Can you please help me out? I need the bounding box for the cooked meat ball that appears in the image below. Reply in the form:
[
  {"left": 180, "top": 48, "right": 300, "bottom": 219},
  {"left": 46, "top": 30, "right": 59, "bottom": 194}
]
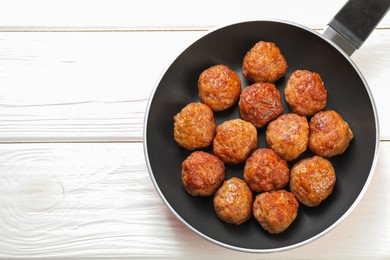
[
  {"left": 266, "top": 113, "right": 309, "bottom": 161},
  {"left": 244, "top": 149, "right": 289, "bottom": 192},
  {"left": 213, "top": 177, "right": 253, "bottom": 225},
  {"left": 290, "top": 156, "right": 336, "bottom": 207},
  {"left": 181, "top": 151, "right": 225, "bottom": 196},
  {"left": 213, "top": 119, "right": 258, "bottom": 164},
  {"left": 242, "top": 41, "right": 288, "bottom": 83},
  {"left": 174, "top": 102, "right": 216, "bottom": 150},
  {"left": 198, "top": 64, "right": 241, "bottom": 111},
  {"left": 284, "top": 70, "right": 327, "bottom": 116},
  {"left": 253, "top": 190, "right": 298, "bottom": 234},
  {"left": 239, "top": 82, "right": 283, "bottom": 128},
  {"left": 309, "top": 110, "right": 354, "bottom": 157}
]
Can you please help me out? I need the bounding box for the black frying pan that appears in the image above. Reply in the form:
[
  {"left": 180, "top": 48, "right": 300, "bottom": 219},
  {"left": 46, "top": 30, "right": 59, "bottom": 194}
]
[{"left": 144, "top": 0, "right": 389, "bottom": 253}]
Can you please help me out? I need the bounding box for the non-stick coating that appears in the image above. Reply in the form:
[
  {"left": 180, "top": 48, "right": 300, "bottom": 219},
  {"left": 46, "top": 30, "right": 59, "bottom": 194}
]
[{"left": 144, "top": 21, "right": 378, "bottom": 252}]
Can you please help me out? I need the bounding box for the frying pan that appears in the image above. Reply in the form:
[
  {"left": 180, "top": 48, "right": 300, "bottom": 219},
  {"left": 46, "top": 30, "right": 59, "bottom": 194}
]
[{"left": 144, "top": 0, "right": 389, "bottom": 253}]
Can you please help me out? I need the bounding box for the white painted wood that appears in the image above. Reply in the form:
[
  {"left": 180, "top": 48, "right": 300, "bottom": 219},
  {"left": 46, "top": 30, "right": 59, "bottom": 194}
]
[
  {"left": 0, "top": 31, "right": 202, "bottom": 142},
  {"left": 0, "top": 0, "right": 389, "bottom": 30},
  {"left": 0, "top": 30, "right": 389, "bottom": 142},
  {"left": 0, "top": 142, "right": 388, "bottom": 258}
]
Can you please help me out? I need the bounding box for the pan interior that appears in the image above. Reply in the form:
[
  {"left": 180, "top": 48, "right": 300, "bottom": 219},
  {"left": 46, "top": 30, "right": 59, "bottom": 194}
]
[{"left": 145, "top": 21, "right": 377, "bottom": 251}]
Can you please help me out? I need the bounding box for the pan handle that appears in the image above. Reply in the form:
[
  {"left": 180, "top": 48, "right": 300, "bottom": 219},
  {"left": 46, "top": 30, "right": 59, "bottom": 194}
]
[{"left": 323, "top": 0, "right": 390, "bottom": 56}]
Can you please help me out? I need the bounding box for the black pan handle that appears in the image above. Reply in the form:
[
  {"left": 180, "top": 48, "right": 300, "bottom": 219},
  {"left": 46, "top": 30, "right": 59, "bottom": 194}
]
[{"left": 323, "top": 0, "right": 390, "bottom": 56}]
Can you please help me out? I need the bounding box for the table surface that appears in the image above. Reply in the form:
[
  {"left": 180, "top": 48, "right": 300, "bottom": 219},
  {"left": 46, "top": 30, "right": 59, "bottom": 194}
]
[{"left": 0, "top": 0, "right": 389, "bottom": 258}]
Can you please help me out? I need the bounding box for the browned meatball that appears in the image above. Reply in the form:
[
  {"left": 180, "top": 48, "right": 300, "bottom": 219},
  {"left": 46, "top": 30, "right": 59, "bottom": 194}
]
[
  {"left": 198, "top": 64, "right": 241, "bottom": 111},
  {"left": 244, "top": 149, "right": 289, "bottom": 192},
  {"left": 174, "top": 102, "right": 216, "bottom": 150},
  {"left": 266, "top": 113, "right": 309, "bottom": 161},
  {"left": 290, "top": 156, "right": 336, "bottom": 207},
  {"left": 309, "top": 110, "right": 354, "bottom": 157},
  {"left": 284, "top": 70, "right": 327, "bottom": 116},
  {"left": 213, "top": 119, "right": 258, "bottom": 164},
  {"left": 253, "top": 190, "right": 298, "bottom": 234},
  {"left": 242, "top": 41, "right": 288, "bottom": 83},
  {"left": 181, "top": 151, "right": 225, "bottom": 196},
  {"left": 239, "top": 82, "right": 283, "bottom": 128},
  {"left": 213, "top": 177, "right": 253, "bottom": 225}
]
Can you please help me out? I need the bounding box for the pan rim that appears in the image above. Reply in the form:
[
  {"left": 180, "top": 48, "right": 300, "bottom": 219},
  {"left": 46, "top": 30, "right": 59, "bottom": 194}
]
[{"left": 143, "top": 19, "right": 380, "bottom": 253}]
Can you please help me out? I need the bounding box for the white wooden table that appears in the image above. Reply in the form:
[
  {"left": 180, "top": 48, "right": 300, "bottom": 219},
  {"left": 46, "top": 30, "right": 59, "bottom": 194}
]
[{"left": 0, "top": 0, "right": 389, "bottom": 258}]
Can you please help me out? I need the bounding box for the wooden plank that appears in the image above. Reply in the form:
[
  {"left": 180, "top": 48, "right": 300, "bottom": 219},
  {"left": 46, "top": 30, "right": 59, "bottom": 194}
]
[
  {"left": 0, "top": 0, "right": 389, "bottom": 30},
  {"left": 0, "top": 30, "right": 389, "bottom": 142},
  {"left": 0, "top": 31, "right": 202, "bottom": 142},
  {"left": 0, "top": 142, "right": 388, "bottom": 258},
  {"left": 0, "top": 0, "right": 346, "bottom": 30}
]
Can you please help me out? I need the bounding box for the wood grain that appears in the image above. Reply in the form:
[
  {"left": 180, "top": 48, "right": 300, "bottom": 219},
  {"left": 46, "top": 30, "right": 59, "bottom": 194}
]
[
  {"left": 0, "top": 30, "right": 389, "bottom": 142},
  {"left": 1, "top": 0, "right": 390, "bottom": 30},
  {"left": 0, "top": 142, "right": 388, "bottom": 258},
  {"left": 0, "top": 31, "right": 201, "bottom": 142},
  {"left": 0, "top": 0, "right": 349, "bottom": 30}
]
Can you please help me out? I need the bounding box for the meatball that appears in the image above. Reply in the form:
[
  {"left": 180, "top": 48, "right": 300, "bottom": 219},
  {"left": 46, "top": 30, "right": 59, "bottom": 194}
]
[
  {"left": 309, "top": 110, "right": 354, "bottom": 157},
  {"left": 174, "top": 102, "right": 216, "bottom": 150},
  {"left": 266, "top": 113, "right": 309, "bottom": 161},
  {"left": 239, "top": 82, "right": 283, "bottom": 128},
  {"left": 253, "top": 190, "right": 298, "bottom": 234},
  {"left": 181, "top": 151, "right": 225, "bottom": 196},
  {"left": 290, "top": 156, "right": 336, "bottom": 207},
  {"left": 244, "top": 148, "right": 290, "bottom": 192},
  {"left": 213, "top": 119, "right": 258, "bottom": 164},
  {"left": 198, "top": 64, "right": 241, "bottom": 111},
  {"left": 242, "top": 41, "right": 288, "bottom": 83},
  {"left": 284, "top": 70, "right": 327, "bottom": 116},
  {"left": 213, "top": 177, "right": 253, "bottom": 225}
]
